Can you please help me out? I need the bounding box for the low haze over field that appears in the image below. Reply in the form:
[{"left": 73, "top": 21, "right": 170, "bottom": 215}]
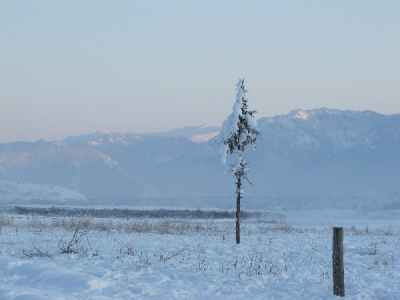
[{"left": 1, "top": 1, "right": 399, "bottom": 143}]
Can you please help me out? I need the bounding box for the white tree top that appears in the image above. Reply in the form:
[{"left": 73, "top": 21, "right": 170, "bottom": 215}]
[{"left": 209, "top": 79, "right": 258, "bottom": 165}]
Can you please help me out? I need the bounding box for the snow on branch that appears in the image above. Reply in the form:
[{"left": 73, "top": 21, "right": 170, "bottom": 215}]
[{"left": 208, "top": 79, "right": 259, "bottom": 166}]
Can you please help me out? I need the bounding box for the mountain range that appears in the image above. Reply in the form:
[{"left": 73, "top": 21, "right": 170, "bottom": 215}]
[{"left": 0, "top": 108, "right": 399, "bottom": 207}]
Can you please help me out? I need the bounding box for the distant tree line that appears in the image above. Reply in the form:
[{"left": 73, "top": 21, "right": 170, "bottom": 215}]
[{"left": 9, "top": 206, "right": 273, "bottom": 220}]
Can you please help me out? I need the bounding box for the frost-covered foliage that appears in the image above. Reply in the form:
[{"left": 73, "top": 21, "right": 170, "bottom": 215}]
[
  {"left": 209, "top": 79, "right": 259, "bottom": 190},
  {"left": 209, "top": 79, "right": 259, "bottom": 244},
  {"left": 209, "top": 79, "right": 259, "bottom": 167}
]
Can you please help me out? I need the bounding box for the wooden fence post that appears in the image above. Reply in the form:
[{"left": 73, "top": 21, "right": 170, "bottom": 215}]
[{"left": 332, "top": 227, "right": 345, "bottom": 297}]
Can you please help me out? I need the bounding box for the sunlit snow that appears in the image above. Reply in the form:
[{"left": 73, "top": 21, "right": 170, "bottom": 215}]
[{"left": 0, "top": 209, "right": 398, "bottom": 299}]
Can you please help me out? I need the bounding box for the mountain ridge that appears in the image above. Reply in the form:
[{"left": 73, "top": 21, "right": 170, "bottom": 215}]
[{"left": 0, "top": 108, "right": 398, "bottom": 203}]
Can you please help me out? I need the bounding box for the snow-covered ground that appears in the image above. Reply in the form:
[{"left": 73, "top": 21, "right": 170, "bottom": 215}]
[{"left": 0, "top": 210, "right": 398, "bottom": 299}]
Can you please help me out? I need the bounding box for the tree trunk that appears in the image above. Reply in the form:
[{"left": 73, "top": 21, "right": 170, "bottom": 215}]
[{"left": 236, "top": 175, "right": 241, "bottom": 244}]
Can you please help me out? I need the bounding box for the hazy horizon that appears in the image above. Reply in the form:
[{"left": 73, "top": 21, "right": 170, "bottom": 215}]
[
  {"left": 1, "top": 1, "right": 399, "bottom": 143},
  {"left": 1, "top": 107, "right": 397, "bottom": 143}
]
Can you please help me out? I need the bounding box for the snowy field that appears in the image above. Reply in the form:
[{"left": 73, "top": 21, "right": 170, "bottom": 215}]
[{"left": 0, "top": 209, "right": 399, "bottom": 299}]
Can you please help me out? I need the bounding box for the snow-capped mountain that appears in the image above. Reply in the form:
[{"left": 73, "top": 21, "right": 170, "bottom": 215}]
[
  {"left": 0, "top": 109, "right": 398, "bottom": 203},
  {"left": 258, "top": 108, "right": 398, "bottom": 154},
  {"left": 246, "top": 108, "right": 399, "bottom": 198}
]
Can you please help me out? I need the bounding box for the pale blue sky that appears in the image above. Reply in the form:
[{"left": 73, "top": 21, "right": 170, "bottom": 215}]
[{"left": 1, "top": 1, "right": 399, "bottom": 143}]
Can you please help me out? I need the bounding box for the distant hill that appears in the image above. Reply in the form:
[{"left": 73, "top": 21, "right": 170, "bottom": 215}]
[
  {"left": 0, "top": 180, "right": 87, "bottom": 205},
  {"left": 0, "top": 109, "right": 399, "bottom": 208}
]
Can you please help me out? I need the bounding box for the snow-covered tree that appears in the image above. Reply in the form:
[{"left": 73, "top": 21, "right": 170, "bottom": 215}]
[{"left": 209, "top": 79, "right": 259, "bottom": 244}]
